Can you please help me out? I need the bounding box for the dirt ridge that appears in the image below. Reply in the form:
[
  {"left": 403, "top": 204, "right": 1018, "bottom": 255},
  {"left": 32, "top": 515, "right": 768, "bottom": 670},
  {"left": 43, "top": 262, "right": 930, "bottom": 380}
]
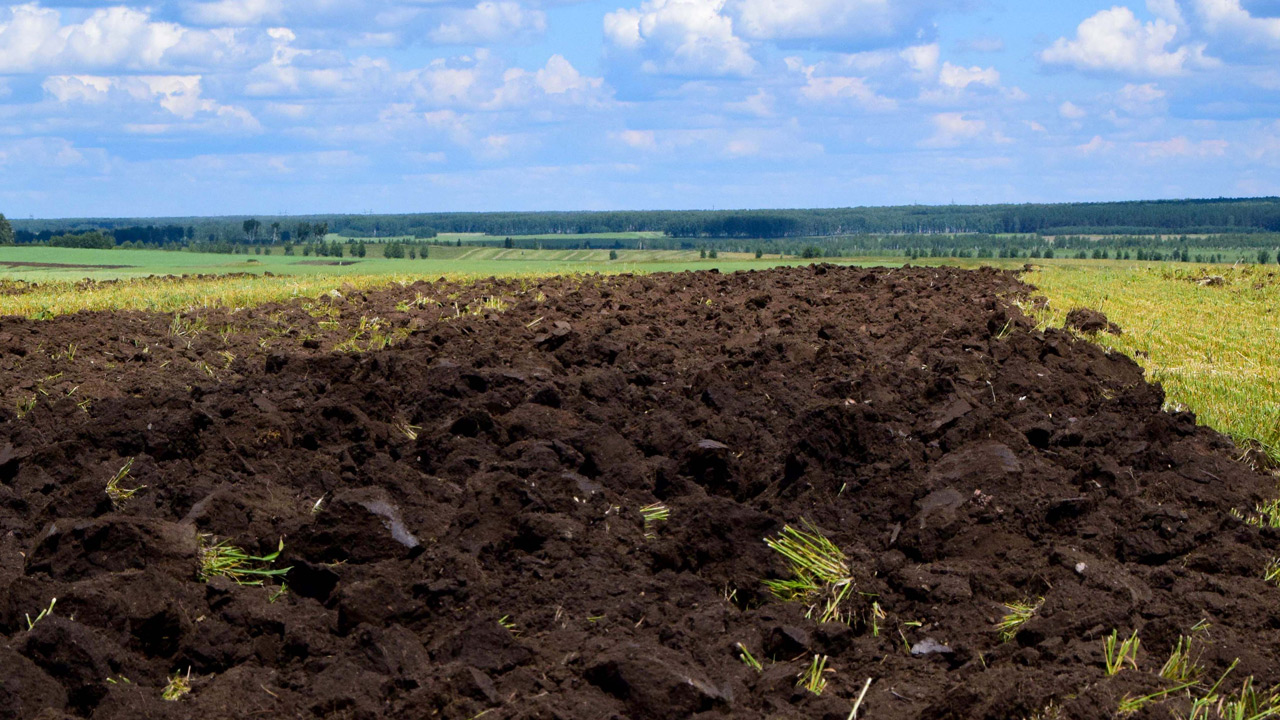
[{"left": 1, "top": 265, "right": 1277, "bottom": 720}]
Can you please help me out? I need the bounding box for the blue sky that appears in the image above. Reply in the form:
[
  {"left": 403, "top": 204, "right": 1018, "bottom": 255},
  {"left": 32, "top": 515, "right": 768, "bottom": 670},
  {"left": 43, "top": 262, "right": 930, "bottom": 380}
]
[{"left": 0, "top": 0, "right": 1278, "bottom": 218}]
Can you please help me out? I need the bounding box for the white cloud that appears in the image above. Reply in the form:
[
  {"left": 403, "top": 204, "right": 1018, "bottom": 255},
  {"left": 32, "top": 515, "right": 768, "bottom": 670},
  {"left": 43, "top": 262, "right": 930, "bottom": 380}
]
[
  {"left": 616, "top": 129, "right": 657, "bottom": 148},
  {"left": 727, "top": 88, "right": 772, "bottom": 116},
  {"left": 1114, "top": 82, "right": 1167, "bottom": 114},
  {"left": 611, "top": 126, "right": 821, "bottom": 160},
  {"left": 922, "top": 112, "right": 985, "bottom": 147},
  {"left": 43, "top": 73, "right": 260, "bottom": 129},
  {"left": 535, "top": 54, "right": 602, "bottom": 95},
  {"left": 1147, "top": 0, "right": 1186, "bottom": 25},
  {"left": 430, "top": 1, "right": 547, "bottom": 45},
  {"left": 1059, "top": 101, "right": 1087, "bottom": 119},
  {"left": 1191, "top": 0, "right": 1280, "bottom": 46},
  {"left": 1077, "top": 135, "right": 1114, "bottom": 154},
  {"left": 787, "top": 59, "right": 896, "bottom": 111},
  {"left": 184, "top": 0, "right": 285, "bottom": 26},
  {"left": 0, "top": 136, "right": 91, "bottom": 168},
  {"left": 604, "top": 0, "right": 756, "bottom": 76},
  {"left": 1040, "top": 6, "right": 1216, "bottom": 76},
  {"left": 0, "top": 4, "right": 255, "bottom": 73},
  {"left": 938, "top": 62, "right": 1000, "bottom": 90},
  {"left": 244, "top": 27, "right": 393, "bottom": 97},
  {"left": 1136, "top": 135, "right": 1228, "bottom": 157},
  {"left": 901, "top": 43, "right": 940, "bottom": 77},
  {"left": 730, "top": 0, "right": 940, "bottom": 42},
  {"left": 485, "top": 54, "right": 609, "bottom": 109}
]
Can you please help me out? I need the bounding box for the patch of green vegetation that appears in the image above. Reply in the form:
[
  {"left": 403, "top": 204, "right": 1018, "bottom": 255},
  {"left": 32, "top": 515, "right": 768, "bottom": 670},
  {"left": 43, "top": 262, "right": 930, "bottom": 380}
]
[
  {"left": 763, "top": 521, "right": 856, "bottom": 624},
  {"left": 995, "top": 598, "right": 1043, "bottom": 643},
  {"left": 197, "top": 536, "right": 291, "bottom": 586}
]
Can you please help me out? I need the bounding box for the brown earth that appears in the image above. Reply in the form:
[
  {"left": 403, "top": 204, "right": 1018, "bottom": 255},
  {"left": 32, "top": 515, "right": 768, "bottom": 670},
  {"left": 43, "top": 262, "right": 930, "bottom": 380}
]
[
  {"left": 1, "top": 265, "right": 1278, "bottom": 720},
  {"left": 1064, "top": 308, "right": 1122, "bottom": 336}
]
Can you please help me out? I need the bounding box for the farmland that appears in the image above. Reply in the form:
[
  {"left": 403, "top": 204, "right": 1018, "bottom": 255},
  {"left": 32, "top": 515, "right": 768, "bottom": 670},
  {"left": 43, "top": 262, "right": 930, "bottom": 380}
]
[{"left": 1, "top": 247, "right": 1279, "bottom": 719}]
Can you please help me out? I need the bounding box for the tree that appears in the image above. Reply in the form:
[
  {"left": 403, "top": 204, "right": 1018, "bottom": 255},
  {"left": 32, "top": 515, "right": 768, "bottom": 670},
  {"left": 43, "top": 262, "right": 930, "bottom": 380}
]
[
  {"left": 504, "top": 237, "right": 514, "bottom": 249},
  {"left": 243, "top": 219, "right": 261, "bottom": 242},
  {"left": 709, "top": 248, "right": 718, "bottom": 259},
  {"left": 270, "top": 222, "right": 281, "bottom": 244},
  {"left": 755, "top": 248, "right": 763, "bottom": 259},
  {"left": 314, "top": 222, "right": 329, "bottom": 240},
  {"left": 609, "top": 249, "right": 618, "bottom": 260},
  {"left": 0, "top": 213, "right": 12, "bottom": 246},
  {"left": 296, "top": 223, "right": 313, "bottom": 244},
  {"left": 1259, "top": 249, "right": 1272, "bottom": 265}
]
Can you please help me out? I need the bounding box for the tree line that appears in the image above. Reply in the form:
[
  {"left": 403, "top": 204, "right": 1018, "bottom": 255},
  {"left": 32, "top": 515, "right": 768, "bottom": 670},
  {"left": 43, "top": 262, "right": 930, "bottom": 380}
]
[{"left": 9, "top": 197, "right": 1280, "bottom": 244}]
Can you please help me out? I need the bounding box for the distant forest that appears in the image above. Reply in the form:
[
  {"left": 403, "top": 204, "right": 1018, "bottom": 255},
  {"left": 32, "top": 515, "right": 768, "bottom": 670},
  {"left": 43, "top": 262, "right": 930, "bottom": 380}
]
[{"left": 4, "top": 198, "right": 1280, "bottom": 262}]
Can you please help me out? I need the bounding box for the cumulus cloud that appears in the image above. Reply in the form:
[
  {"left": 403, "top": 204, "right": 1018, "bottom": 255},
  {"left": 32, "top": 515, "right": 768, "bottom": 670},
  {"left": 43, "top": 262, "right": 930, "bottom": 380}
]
[
  {"left": 0, "top": 4, "right": 257, "bottom": 73},
  {"left": 922, "top": 112, "right": 986, "bottom": 147},
  {"left": 604, "top": 0, "right": 756, "bottom": 76},
  {"left": 430, "top": 1, "right": 547, "bottom": 45},
  {"left": 901, "top": 43, "right": 940, "bottom": 77},
  {"left": 616, "top": 129, "right": 657, "bottom": 149},
  {"left": 486, "top": 54, "right": 609, "bottom": 109},
  {"left": 1040, "top": 6, "right": 1216, "bottom": 76},
  {"left": 726, "top": 88, "right": 773, "bottom": 116},
  {"left": 938, "top": 62, "right": 1000, "bottom": 91},
  {"left": 1114, "top": 82, "right": 1167, "bottom": 114},
  {"left": 1147, "top": 0, "right": 1186, "bottom": 25},
  {"left": 785, "top": 57, "right": 896, "bottom": 111},
  {"left": 1077, "top": 135, "right": 1114, "bottom": 154},
  {"left": 1060, "top": 101, "right": 1087, "bottom": 119},
  {"left": 602, "top": 0, "right": 949, "bottom": 75},
  {"left": 43, "top": 73, "right": 259, "bottom": 129},
  {"left": 1191, "top": 0, "right": 1280, "bottom": 47}
]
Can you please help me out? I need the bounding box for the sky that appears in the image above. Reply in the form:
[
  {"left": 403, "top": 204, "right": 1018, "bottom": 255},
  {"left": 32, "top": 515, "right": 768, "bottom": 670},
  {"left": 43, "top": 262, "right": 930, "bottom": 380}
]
[{"left": 0, "top": 0, "right": 1278, "bottom": 218}]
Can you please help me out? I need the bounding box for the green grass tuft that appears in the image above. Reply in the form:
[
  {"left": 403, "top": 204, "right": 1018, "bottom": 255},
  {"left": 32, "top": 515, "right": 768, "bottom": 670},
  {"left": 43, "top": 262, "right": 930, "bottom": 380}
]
[
  {"left": 763, "top": 520, "right": 855, "bottom": 624},
  {"left": 197, "top": 536, "right": 291, "bottom": 586}
]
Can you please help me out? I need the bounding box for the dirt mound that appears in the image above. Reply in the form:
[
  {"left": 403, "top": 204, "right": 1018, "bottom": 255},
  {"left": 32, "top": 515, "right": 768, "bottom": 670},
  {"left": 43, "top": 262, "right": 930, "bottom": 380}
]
[
  {"left": 1064, "top": 307, "right": 1122, "bottom": 335},
  {"left": 1, "top": 265, "right": 1278, "bottom": 720}
]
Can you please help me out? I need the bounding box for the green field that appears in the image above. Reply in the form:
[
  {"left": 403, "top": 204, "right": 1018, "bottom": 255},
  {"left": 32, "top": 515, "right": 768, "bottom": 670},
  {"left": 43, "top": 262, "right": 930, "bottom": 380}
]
[
  {"left": 0, "top": 244, "right": 776, "bottom": 283},
  {"left": 1026, "top": 263, "right": 1280, "bottom": 465},
  {"left": 0, "top": 244, "right": 845, "bottom": 317},
  {"left": 336, "top": 231, "right": 666, "bottom": 245}
]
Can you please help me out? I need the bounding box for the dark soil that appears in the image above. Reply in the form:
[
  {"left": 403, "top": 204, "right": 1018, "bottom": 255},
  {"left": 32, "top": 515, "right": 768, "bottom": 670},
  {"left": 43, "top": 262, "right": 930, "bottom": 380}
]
[
  {"left": 1064, "top": 308, "right": 1122, "bottom": 335},
  {"left": 1, "top": 265, "right": 1278, "bottom": 720}
]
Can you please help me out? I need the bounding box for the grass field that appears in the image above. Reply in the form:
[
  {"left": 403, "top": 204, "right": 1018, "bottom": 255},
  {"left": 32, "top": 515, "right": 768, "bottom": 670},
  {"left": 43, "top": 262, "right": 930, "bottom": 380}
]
[
  {"left": 2, "top": 243, "right": 1276, "bottom": 465},
  {"left": 1026, "top": 263, "right": 1280, "bottom": 465},
  {"left": 0, "top": 244, "right": 829, "bottom": 316},
  {"left": 341, "top": 231, "right": 667, "bottom": 245},
  {"left": 0, "top": 244, "right": 770, "bottom": 283}
]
